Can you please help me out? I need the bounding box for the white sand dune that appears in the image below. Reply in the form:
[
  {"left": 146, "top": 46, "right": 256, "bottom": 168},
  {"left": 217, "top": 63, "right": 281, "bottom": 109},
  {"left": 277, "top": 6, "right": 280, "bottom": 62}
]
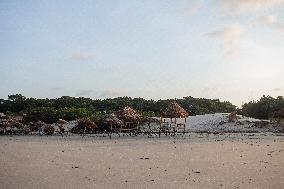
[
  {"left": 43, "top": 113, "right": 278, "bottom": 134},
  {"left": 154, "top": 113, "right": 275, "bottom": 133}
]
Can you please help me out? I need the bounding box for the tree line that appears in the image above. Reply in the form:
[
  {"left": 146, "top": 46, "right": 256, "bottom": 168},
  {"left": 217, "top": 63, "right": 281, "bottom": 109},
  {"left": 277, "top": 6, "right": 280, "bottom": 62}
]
[
  {"left": 2, "top": 94, "right": 283, "bottom": 123},
  {"left": 241, "top": 95, "right": 284, "bottom": 120},
  {"left": 0, "top": 94, "right": 236, "bottom": 123}
]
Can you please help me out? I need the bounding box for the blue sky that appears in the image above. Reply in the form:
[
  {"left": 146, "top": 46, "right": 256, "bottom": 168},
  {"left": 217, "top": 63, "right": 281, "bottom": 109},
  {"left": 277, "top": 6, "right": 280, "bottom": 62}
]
[{"left": 1, "top": 0, "right": 284, "bottom": 106}]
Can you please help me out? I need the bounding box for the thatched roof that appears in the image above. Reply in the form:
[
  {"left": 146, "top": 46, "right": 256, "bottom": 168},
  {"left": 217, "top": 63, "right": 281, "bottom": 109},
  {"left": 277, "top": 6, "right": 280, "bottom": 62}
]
[
  {"left": 101, "top": 114, "right": 124, "bottom": 128},
  {"left": 116, "top": 106, "right": 141, "bottom": 122},
  {"left": 161, "top": 102, "right": 189, "bottom": 118},
  {"left": 71, "top": 118, "right": 97, "bottom": 134}
]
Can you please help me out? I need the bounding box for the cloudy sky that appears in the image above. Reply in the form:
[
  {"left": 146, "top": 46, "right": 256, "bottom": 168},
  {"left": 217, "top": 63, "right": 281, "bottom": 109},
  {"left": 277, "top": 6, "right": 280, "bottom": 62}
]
[{"left": 1, "top": 0, "right": 284, "bottom": 106}]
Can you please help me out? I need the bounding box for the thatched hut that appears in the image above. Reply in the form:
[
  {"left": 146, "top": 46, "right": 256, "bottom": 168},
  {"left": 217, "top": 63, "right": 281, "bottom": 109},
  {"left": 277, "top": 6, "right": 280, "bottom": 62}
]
[
  {"left": 99, "top": 114, "right": 124, "bottom": 131},
  {"left": 9, "top": 120, "right": 24, "bottom": 129},
  {"left": 160, "top": 102, "right": 189, "bottom": 123},
  {"left": 273, "top": 109, "right": 284, "bottom": 121},
  {"left": 71, "top": 118, "right": 97, "bottom": 134},
  {"left": 0, "top": 113, "right": 7, "bottom": 133},
  {"left": 31, "top": 121, "right": 45, "bottom": 132},
  {"left": 0, "top": 119, "right": 24, "bottom": 134},
  {"left": 116, "top": 106, "right": 141, "bottom": 123},
  {"left": 43, "top": 125, "right": 55, "bottom": 135},
  {"left": 272, "top": 109, "right": 284, "bottom": 132},
  {"left": 58, "top": 119, "right": 68, "bottom": 135},
  {"left": 228, "top": 111, "right": 237, "bottom": 122},
  {"left": 0, "top": 120, "right": 9, "bottom": 134}
]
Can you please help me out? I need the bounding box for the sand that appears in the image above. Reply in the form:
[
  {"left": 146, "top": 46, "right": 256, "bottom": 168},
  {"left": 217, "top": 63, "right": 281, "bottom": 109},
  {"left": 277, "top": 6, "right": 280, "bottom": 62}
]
[{"left": 1, "top": 134, "right": 284, "bottom": 189}]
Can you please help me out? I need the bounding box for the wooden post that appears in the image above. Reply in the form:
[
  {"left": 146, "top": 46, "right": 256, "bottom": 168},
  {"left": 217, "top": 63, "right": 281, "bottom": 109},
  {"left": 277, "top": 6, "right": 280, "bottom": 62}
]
[{"left": 109, "top": 123, "right": 113, "bottom": 139}]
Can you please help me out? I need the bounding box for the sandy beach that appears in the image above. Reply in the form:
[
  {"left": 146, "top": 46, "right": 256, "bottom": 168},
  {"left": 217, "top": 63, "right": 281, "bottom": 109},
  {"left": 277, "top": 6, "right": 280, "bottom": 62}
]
[{"left": 1, "top": 134, "right": 284, "bottom": 189}]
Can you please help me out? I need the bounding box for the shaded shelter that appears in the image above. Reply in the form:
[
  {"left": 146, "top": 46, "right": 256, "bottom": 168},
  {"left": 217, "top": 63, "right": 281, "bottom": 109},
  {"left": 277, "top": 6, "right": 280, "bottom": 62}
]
[
  {"left": 100, "top": 114, "right": 124, "bottom": 131},
  {"left": 160, "top": 101, "right": 189, "bottom": 123},
  {"left": 116, "top": 106, "right": 141, "bottom": 123},
  {"left": 71, "top": 118, "right": 97, "bottom": 134},
  {"left": 58, "top": 119, "right": 68, "bottom": 135}
]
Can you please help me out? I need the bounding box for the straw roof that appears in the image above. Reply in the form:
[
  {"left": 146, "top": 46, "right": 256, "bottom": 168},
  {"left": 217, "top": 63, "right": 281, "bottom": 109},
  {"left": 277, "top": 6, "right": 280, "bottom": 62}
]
[
  {"left": 116, "top": 106, "right": 141, "bottom": 122},
  {"left": 71, "top": 118, "right": 97, "bottom": 134},
  {"left": 101, "top": 114, "right": 124, "bottom": 128},
  {"left": 161, "top": 102, "right": 189, "bottom": 118}
]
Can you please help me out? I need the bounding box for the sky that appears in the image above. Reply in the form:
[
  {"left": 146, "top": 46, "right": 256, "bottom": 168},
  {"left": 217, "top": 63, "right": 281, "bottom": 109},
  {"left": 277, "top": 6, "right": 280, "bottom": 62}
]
[{"left": 0, "top": 0, "right": 284, "bottom": 106}]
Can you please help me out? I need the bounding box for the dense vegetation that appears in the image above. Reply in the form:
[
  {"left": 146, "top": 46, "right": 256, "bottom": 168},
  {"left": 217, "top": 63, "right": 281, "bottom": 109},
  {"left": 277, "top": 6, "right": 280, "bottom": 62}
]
[
  {"left": 0, "top": 94, "right": 236, "bottom": 123},
  {"left": 241, "top": 95, "right": 284, "bottom": 120}
]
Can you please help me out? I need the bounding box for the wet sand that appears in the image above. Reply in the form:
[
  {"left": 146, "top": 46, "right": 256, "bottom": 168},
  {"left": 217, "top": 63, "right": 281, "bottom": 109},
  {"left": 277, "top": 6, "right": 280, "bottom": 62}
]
[{"left": 1, "top": 134, "right": 284, "bottom": 189}]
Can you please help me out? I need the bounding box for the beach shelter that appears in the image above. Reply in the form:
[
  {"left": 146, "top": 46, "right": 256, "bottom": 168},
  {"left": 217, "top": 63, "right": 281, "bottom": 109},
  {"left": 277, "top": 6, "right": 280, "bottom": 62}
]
[
  {"left": 58, "top": 119, "right": 68, "bottom": 134},
  {"left": 101, "top": 113, "right": 124, "bottom": 131},
  {"left": 160, "top": 101, "right": 189, "bottom": 123},
  {"left": 0, "top": 114, "right": 8, "bottom": 134},
  {"left": 116, "top": 106, "right": 141, "bottom": 124},
  {"left": 71, "top": 118, "right": 97, "bottom": 134}
]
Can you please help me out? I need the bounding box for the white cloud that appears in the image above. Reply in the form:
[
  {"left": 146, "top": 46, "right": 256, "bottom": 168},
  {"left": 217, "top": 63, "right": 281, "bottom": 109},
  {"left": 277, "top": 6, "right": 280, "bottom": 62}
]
[
  {"left": 218, "top": 0, "right": 284, "bottom": 13},
  {"left": 71, "top": 52, "right": 92, "bottom": 61},
  {"left": 208, "top": 24, "right": 245, "bottom": 56},
  {"left": 258, "top": 15, "right": 277, "bottom": 24},
  {"left": 257, "top": 15, "right": 284, "bottom": 31},
  {"left": 208, "top": 25, "right": 245, "bottom": 43}
]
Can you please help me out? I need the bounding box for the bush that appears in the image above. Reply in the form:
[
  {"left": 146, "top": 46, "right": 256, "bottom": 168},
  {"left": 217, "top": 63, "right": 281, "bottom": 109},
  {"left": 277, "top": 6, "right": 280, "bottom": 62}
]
[
  {"left": 242, "top": 96, "right": 284, "bottom": 119},
  {"left": 24, "top": 107, "right": 93, "bottom": 124}
]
